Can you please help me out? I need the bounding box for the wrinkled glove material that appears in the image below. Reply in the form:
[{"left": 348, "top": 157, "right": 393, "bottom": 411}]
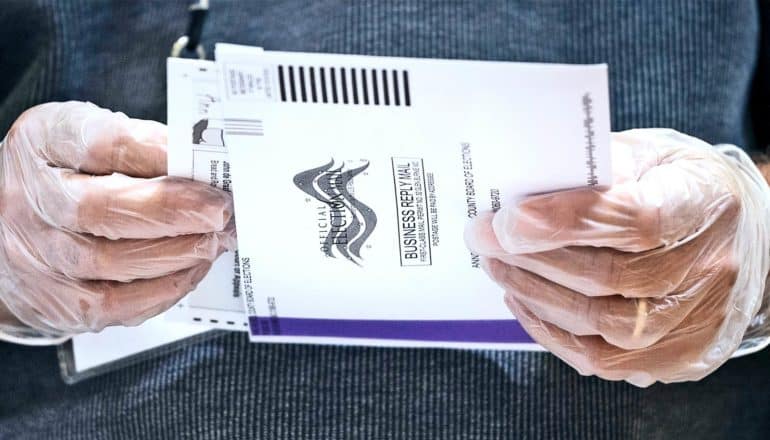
[
  {"left": 0, "top": 102, "right": 235, "bottom": 344},
  {"left": 466, "top": 129, "right": 770, "bottom": 386}
]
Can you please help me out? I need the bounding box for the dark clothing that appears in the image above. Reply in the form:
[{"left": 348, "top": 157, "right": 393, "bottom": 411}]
[{"left": 1, "top": 1, "right": 769, "bottom": 438}]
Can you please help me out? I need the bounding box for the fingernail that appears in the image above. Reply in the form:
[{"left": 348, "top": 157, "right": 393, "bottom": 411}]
[
  {"left": 464, "top": 211, "right": 501, "bottom": 255},
  {"left": 493, "top": 205, "right": 522, "bottom": 252},
  {"left": 221, "top": 197, "right": 234, "bottom": 228},
  {"left": 216, "top": 226, "right": 238, "bottom": 252},
  {"left": 80, "top": 106, "right": 125, "bottom": 149}
]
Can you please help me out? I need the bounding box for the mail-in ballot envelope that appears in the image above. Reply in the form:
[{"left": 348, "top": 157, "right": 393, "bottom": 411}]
[{"left": 215, "top": 44, "right": 611, "bottom": 349}]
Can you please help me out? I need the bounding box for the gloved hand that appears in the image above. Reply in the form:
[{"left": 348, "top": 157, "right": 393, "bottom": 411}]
[
  {"left": 465, "top": 129, "right": 770, "bottom": 387},
  {"left": 0, "top": 101, "right": 235, "bottom": 344}
]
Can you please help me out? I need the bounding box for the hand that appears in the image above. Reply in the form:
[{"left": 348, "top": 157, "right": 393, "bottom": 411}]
[
  {"left": 465, "top": 129, "right": 770, "bottom": 386},
  {"left": 0, "top": 101, "right": 234, "bottom": 343}
]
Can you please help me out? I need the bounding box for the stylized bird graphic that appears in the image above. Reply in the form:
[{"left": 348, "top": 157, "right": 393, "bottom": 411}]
[{"left": 293, "top": 159, "right": 378, "bottom": 266}]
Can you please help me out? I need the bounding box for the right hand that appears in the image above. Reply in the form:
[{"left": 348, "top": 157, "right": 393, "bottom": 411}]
[
  {"left": 465, "top": 129, "right": 770, "bottom": 386},
  {"left": 0, "top": 101, "right": 235, "bottom": 342}
]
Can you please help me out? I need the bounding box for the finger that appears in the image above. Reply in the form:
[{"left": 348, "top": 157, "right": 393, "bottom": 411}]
[
  {"left": 506, "top": 296, "right": 672, "bottom": 386},
  {"left": 497, "top": 247, "right": 685, "bottom": 298},
  {"left": 488, "top": 260, "right": 711, "bottom": 350},
  {"left": 505, "top": 296, "right": 654, "bottom": 384},
  {"left": 464, "top": 211, "right": 504, "bottom": 256},
  {"left": 506, "top": 263, "right": 736, "bottom": 386},
  {"left": 462, "top": 133, "right": 656, "bottom": 257},
  {"left": 34, "top": 171, "right": 232, "bottom": 239},
  {"left": 494, "top": 201, "right": 738, "bottom": 298},
  {"left": 37, "top": 230, "right": 229, "bottom": 282},
  {"left": 13, "top": 101, "right": 167, "bottom": 177},
  {"left": 5, "top": 204, "right": 231, "bottom": 281},
  {"left": 93, "top": 262, "right": 213, "bottom": 329},
  {"left": 490, "top": 144, "right": 737, "bottom": 254},
  {"left": 218, "top": 217, "right": 238, "bottom": 252},
  {"left": 15, "top": 262, "right": 213, "bottom": 333}
]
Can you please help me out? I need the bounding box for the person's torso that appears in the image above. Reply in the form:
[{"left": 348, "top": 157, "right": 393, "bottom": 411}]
[
  {"left": 1, "top": 2, "right": 769, "bottom": 439},
  {"left": 0, "top": 0, "right": 761, "bottom": 147}
]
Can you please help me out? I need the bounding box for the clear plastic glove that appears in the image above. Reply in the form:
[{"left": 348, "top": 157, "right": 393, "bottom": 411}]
[
  {"left": 0, "top": 101, "right": 235, "bottom": 344},
  {"left": 465, "top": 129, "right": 770, "bottom": 387}
]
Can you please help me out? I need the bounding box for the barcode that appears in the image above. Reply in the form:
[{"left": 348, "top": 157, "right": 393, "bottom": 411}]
[
  {"left": 581, "top": 93, "right": 598, "bottom": 186},
  {"left": 224, "top": 118, "right": 264, "bottom": 137},
  {"left": 278, "top": 65, "right": 411, "bottom": 107}
]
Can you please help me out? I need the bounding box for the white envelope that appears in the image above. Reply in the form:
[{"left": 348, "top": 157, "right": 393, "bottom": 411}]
[{"left": 215, "top": 44, "right": 611, "bottom": 349}]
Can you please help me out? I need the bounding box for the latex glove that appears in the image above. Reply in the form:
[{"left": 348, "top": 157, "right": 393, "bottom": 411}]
[
  {"left": 465, "top": 129, "right": 770, "bottom": 387},
  {"left": 0, "top": 101, "right": 235, "bottom": 344}
]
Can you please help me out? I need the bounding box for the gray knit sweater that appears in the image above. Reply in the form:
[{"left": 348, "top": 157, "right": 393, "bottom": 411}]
[{"left": 1, "top": 1, "right": 770, "bottom": 439}]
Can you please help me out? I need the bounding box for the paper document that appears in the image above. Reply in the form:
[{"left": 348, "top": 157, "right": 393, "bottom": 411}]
[
  {"left": 215, "top": 44, "right": 611, "bottom": 349},
  {"left": 166, "top": 58, "right": 248, "bottom": 331},
  {"left": 63, "top": 58, "right": 245, "bottom": 381},
  {"left": 67, "top": 315, "right": 208, "bottom": 374}
]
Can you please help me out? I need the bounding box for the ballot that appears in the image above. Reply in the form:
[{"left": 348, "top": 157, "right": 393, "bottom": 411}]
[
  {"left": 65, "top": 44, "right": 613, "bottom": 382},
  {"left": 214, "top": 44, "right": 612, "bottom": 349},
  {"left": 165, "top": 58, "right": 249, "bottom": 331},
  {"left": 62, "top": 58, "right": 242, "bottom": 383}
]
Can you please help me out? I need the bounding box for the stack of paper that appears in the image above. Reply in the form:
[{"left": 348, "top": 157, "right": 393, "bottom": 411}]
[
  {"left": 166, "top": 44, "right": 611, "bottom": 350},
  {"left": 66, "top": 43, "right": 611, "bottom": 378}
]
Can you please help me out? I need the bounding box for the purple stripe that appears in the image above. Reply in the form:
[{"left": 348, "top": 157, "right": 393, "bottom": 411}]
[{"left": 249, "top": 317, "right": 533, "bottom": 343}]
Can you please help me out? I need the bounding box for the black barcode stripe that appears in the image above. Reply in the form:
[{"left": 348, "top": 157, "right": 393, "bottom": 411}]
[
  {"left": 330, "top": 67, "right": 338, "bottom": 103},
  {"left": 320, "top": 67, "right": 328, "bottom": 103},
  {"left": 299, "top": 66, "right": 307, "bottom": 102},
  {"left": 392, "top": 70, "right": 400, "bottom": 106},
  {"left": 278, "top": 65, "right": 287, "bottom": 102},
  {"left": 288, "top": 65, "right": 297, "bottom": 102},
  {"left": 361, "top": 68, "right": 369, "bottom": 105},
  {"left": 275, "top": 65, "right": 411, "bottom": 107},
  {"left": 309, "top": 67, "right": 317, "bottom": 103},
  {"left": 403, "top": 70, "right": 411, "bottom": 106},
  {"left": 381, "top": 69, "right": 390, "bottom": 105},
  {"left": 371, "top": 69, "right": 379, "bottom": 105},
  {"left": 351, "top": 68, "right": 359, "bottom": 104},
  {"left": 340, "top": 67, "right": 349, "bottom": 104}
]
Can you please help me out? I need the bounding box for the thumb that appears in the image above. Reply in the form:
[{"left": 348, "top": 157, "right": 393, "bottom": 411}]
[{"left": 490, "top": 132, "right": 736, "bottom": 254}]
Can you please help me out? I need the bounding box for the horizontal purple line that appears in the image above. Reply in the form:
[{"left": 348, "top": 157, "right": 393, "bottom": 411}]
[{"left": 249, "top": 316, "right": 533, "bottom": 343}]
